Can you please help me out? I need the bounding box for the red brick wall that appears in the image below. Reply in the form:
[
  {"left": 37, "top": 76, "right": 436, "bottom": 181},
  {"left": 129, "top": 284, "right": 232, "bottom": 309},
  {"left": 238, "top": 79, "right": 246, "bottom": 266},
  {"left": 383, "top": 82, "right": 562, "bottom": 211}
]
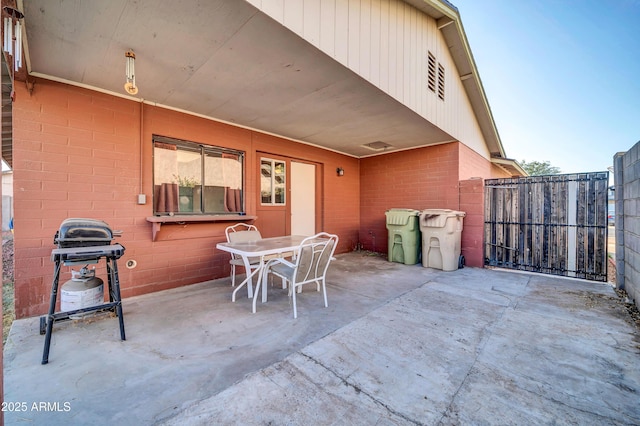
[
  {"left": 459, "top": 178, "right": 485, "bottom": 267},
  {"left": 459, "top": 142, "right": 491, "bottom": 180},
  {"left": 361, "top": 142, "right": 514, "bottom": 265},
  {"left": 13, "top": 80, "right": 143, "bottom": 318},
  {"left": 458, "top": 144, "right": 515, "bottom": 267},
  {"left": 12, "top": 79, "right": 359, "bottom": 318},
  {"left": 360, "top": 143, "right": 461, "bottom": 254}
]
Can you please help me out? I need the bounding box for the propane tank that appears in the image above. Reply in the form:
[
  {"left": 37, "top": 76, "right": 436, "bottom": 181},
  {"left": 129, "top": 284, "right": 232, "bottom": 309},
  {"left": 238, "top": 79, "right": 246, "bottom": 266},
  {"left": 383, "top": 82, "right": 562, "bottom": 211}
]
[{"left": 61, "top": 267, "right": 104, "bottom": 315}]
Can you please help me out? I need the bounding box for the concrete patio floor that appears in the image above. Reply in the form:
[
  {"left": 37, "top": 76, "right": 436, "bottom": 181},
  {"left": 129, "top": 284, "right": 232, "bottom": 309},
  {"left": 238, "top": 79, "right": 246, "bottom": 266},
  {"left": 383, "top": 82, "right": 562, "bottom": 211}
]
[{"left": 4, "top": 251, "right": 640, "bottom": 425}]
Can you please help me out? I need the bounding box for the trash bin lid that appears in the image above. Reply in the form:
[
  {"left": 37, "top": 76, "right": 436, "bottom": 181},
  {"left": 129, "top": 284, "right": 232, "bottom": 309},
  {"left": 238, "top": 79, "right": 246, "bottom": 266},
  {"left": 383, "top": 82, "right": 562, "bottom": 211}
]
[
  {"left": 420, "top": 209, "right": 466, "bottom": 218},
  {"left": 419, "top": 209, "right": 466, "bottom": 228},
  {"left": 385, "top": 209, "right": 420, "bottom": 226}
]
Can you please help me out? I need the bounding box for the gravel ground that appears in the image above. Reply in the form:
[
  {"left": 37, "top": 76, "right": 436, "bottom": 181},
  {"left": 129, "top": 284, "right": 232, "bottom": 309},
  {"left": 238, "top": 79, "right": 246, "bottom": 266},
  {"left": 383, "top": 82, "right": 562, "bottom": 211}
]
[
  {"left": 3, "top": 236, "right": 14, "bottom": 345},
  {"left": 607, "top": 257, "right": 640, "bottom": 330},
  {"left": 3, "top": 237, "right": 13, "bottom": 281}
]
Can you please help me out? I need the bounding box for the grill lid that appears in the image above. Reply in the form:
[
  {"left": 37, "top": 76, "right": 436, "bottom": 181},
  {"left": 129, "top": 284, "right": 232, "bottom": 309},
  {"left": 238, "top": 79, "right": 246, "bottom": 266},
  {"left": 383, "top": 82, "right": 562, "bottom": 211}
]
[{"left": 55, "top": 218, "right": 114, "bottom": 247}]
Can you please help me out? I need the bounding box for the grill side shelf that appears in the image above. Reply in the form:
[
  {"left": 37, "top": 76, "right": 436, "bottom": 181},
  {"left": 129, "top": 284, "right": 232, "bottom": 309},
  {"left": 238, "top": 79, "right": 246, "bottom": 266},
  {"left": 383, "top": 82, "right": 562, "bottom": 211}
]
[{"left": 50, "top": 244, "right": 125, "bottom": 261}]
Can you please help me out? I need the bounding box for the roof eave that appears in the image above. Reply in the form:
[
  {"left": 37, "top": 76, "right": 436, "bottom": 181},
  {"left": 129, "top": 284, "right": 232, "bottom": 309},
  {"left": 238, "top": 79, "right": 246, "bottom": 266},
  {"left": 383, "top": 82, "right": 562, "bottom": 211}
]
[{"left": 491, "top": 157, "right": 528, "bottom": 177}]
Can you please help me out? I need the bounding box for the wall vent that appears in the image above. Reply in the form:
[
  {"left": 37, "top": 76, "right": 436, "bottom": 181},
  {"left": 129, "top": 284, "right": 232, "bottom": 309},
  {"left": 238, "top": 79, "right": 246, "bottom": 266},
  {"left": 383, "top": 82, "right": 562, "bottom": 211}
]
[
  {"left": 428, "top": 51, "right": 436, "bottom": 93},
  {"left": 437, "top": 62, "right": 445, "bottom": 100},
  {"left": 363, "top": 141, "right": 393, "bottom": 151}
]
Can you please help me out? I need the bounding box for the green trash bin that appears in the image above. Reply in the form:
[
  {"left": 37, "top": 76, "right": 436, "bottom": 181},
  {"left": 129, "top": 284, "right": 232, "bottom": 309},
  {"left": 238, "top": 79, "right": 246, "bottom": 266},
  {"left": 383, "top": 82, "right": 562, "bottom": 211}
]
[{"left": 385, "top": 208, "right": 421, "bottom": 265}]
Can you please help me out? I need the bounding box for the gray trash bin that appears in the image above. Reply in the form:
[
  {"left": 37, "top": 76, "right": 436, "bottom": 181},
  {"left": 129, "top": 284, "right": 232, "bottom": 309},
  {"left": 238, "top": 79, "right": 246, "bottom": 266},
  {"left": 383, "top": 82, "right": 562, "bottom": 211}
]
[
  {"left": 419, "top": 209, "right": 465, "bottom": 271},
  {"left": 385, "top": 208, "right": 421, "bottom": 265}
]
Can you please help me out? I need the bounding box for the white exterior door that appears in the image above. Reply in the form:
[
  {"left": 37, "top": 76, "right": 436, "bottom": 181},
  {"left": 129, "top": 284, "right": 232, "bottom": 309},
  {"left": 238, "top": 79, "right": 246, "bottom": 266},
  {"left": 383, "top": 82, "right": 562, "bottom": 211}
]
[{"left": 291, "top": 161, "right": 315, "bottom": 235}]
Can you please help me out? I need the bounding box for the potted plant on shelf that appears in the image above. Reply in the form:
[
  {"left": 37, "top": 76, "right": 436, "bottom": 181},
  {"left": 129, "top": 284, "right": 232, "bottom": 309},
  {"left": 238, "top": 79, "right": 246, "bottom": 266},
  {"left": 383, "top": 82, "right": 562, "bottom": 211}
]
[{"left": 173, "top": 174, "right": 199, "bottom": 212}]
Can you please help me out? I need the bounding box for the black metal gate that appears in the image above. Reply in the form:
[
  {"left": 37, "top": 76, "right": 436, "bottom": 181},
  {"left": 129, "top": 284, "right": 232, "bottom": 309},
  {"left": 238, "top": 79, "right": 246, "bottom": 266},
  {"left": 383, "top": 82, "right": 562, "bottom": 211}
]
[{"left": 484, "top": 172, "right": 609, "bottom": 281}]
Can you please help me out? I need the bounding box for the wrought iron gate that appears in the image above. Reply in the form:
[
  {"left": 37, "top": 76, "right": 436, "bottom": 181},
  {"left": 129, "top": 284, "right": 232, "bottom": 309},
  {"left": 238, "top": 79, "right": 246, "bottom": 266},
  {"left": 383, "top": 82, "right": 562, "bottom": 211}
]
[{"left": 484, "top": 172, "right": 609, "bottom": 281}]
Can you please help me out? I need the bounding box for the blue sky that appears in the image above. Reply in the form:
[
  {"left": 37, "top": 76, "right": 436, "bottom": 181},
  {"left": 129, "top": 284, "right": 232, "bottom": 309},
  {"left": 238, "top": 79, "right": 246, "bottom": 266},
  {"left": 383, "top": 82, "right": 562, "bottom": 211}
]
[{"left": 452, "top": 0, "right": 640, "bottom": 174}]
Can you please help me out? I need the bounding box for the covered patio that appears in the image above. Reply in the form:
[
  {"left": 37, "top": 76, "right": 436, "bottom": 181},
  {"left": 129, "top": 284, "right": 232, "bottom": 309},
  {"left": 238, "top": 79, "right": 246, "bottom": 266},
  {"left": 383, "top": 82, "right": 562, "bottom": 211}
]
[
  {"left": 6, "top": 0, "right": 524, "bottom": 322},
  {"left": 4, "top": 252, "right": 640, "bottom": 425}
]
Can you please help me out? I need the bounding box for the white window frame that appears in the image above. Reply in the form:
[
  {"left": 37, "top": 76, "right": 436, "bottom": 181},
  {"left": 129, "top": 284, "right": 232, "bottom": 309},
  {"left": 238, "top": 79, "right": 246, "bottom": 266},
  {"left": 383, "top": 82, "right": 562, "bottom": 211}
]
[{"left": 260, "top": 157, "right": 286, "bottom": 206}]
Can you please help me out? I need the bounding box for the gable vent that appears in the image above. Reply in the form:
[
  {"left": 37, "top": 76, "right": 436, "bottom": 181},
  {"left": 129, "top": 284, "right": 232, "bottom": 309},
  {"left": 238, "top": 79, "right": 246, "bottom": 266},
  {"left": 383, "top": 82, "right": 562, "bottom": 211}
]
[
  {"left": 427, "top": 51, "right": 436, "bottom": 93},
  {"left": 437, "top": 62, "right": 445, "bottom": 100}
]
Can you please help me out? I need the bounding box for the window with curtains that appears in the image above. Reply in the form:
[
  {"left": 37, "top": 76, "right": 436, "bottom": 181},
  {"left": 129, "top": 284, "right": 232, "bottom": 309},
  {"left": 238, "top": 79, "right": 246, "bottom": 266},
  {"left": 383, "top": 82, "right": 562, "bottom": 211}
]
[{"left": 152, "top": 135, "right": 244, "bottom": 215}]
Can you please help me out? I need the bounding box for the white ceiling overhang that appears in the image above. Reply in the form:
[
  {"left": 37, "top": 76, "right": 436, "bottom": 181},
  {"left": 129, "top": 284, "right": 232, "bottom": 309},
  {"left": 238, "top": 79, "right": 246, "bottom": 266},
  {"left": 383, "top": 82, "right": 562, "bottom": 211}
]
[{"left": 7, "top": 0, "right": 507, "bottom": 164}]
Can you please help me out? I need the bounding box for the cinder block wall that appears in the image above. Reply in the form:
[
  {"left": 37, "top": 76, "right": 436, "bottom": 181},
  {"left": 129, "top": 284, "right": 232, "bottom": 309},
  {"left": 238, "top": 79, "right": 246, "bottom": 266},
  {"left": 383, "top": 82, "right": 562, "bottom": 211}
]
[
  {"left": 359, "top": 143, "right": 509, "bottom": 264},
  {"left": 459, "top": 178, "right": 484, "bottom": 267},
  {"left": 614, "top": 142, "right": 640, "bottom": 309},
  {"left": 458, "top": 144, "right": 512, "bottom": 268},
  {"left": 359, "top": 143, "right": 461, "bottom": 256}
]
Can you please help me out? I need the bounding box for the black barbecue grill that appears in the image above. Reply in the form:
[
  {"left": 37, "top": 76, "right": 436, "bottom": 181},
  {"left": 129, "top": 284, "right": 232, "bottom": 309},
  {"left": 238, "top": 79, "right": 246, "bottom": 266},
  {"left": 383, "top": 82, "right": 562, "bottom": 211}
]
[
  {"left": 41, "top": 218, "right": 126, "bottom": 365},
  {"left": 55, "top": 218, "right": 115, "bottom": 248}
]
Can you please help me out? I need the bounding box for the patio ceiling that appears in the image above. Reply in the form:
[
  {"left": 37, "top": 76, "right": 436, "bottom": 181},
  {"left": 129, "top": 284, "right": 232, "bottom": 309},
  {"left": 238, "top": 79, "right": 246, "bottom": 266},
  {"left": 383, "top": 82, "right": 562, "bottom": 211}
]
[{"left": 8, "top": 0, "right": 516, "bottom": 169}]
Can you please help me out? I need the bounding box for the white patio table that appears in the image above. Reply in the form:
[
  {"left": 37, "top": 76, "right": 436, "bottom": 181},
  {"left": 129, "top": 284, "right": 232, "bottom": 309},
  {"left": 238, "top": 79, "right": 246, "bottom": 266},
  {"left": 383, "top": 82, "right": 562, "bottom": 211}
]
[{"left": 216, "top": 235, "right": 309, "bottom": 313}]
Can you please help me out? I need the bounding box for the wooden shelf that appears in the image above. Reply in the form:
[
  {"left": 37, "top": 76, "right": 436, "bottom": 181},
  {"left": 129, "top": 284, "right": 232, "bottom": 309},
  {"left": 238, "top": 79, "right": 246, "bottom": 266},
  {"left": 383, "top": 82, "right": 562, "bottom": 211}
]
[{"left": 146, "top": 215, "right": 257, "bottom": 241}]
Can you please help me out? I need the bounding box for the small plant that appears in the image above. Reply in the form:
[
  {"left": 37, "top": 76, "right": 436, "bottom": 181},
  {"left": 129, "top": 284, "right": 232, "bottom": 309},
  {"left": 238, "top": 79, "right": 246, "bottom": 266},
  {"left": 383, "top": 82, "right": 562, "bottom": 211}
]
[{"left": 173, "top": 174, "right": 198, "bottom": 188}]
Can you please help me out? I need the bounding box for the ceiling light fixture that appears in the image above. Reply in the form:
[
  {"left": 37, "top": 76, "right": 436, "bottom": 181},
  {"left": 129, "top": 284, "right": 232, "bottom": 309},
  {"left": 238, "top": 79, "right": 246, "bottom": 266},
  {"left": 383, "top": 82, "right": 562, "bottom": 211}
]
[{"left": 124, "top": 50, "right": 138, "bottom": 95}]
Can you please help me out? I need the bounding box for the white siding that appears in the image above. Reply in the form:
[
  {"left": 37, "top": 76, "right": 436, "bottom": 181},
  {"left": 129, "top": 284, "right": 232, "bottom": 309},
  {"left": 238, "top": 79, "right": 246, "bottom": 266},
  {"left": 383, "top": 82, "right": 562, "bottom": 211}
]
[
  {"left": 286, "top": 0, "right": 304, "bottom": 34},
  {"left": 257, "top": 0, "right": 284, "bottom": 22},
  {"left": 319, "top": 0, "right": 336, "bottom": 54},
  {"left": 247, "top": 0, "right": 491, "bottom": 159}
]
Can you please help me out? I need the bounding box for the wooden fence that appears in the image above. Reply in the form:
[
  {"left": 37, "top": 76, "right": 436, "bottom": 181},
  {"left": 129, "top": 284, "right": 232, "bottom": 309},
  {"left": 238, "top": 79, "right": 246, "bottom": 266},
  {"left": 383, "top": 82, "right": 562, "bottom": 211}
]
[{"left": 484, "top": 172, "right": 609, "bottom": 281}]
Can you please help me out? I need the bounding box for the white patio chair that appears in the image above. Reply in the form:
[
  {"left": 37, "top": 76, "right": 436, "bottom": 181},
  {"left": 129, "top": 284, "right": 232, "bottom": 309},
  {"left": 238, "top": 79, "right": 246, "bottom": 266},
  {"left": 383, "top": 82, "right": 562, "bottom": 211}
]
[
  {"left": 262, "top": 232, "right": 338, "bottom": 318},
  {"left": 225, "top": 223, "right": 262, "bottom": 298}
]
